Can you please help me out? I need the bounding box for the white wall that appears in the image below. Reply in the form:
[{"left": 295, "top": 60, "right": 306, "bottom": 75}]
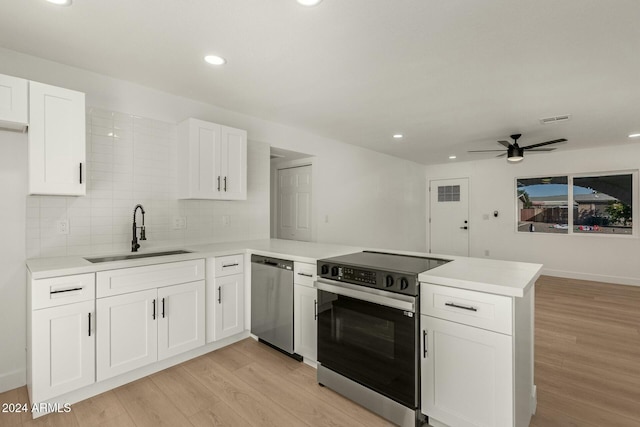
[
  {"left": 0, "top": 131, "right": 27, "bottom": 391},
  {"left": 0, "top": 47, "right": 427, "bottom": 391},
  {"left": 425, "top": 143, "right": 640, "bottom": 285}
]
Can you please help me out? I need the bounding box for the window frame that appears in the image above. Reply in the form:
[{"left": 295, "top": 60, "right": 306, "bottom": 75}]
[{"left": 514, "top": 170, "right": 638, "bottom": 238}]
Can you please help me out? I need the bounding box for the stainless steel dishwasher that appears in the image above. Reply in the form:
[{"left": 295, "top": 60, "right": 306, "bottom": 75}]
[{"left": 250, "top": 254, "right": 301, "bottom": 360}]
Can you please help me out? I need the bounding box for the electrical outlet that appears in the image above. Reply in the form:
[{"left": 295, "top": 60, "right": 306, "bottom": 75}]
[
  {"left": 222, "top": 215, "right": 230, "bottom": 227},
  {"left": 173, "top": 217, "right": 186, "bottom": 230},
  {"left": 57, "top": 219, "right": 69, "bottom": 235}
]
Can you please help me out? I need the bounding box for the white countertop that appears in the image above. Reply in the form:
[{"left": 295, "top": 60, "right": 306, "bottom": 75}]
[{"left": 26, "top": 239, "right": 541, "bottom": 297}]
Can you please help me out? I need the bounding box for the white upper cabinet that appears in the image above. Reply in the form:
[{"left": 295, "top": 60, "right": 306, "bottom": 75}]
[
  {"left": 28, "top": 81, "right": 86, "bottom": 196},
  {"left": 178, "top": 118, "right": 247, "bottom": 200},
  {"left": 0, "top": 73, "right": 28, "bottom": 130}
]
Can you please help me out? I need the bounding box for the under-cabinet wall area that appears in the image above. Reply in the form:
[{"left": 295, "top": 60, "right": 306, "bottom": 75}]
[{"left": 25, "top": 108, "right": 270, "bottom": 258}]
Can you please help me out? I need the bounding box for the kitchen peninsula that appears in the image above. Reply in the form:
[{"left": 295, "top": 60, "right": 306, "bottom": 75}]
[{"left": 26, "top": 239, "right": 540, "bottom": 427}]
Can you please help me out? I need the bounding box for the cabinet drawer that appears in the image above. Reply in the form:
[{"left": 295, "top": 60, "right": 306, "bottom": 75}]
[
  {"left": 97, "top": 259, "right": 205, "bottom": 298},
  {"left": 214, "top": 254, "right": 244, "bottom": 277},
  {"left": 294, "top": 262, "right": 316, "bottom": 287},
  {"left": 32, "top": 273, "right": 95, "bottom": 310},
  {"left": 421, "top": 283, "right": 512, "bottom": 335}
]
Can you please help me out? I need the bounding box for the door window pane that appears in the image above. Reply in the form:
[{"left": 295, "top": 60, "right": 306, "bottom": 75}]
[
  {"left": 573, "top": 174, "right": 633, "bottom": 235},
  {"left": 438, "top": 185, "right": 460, "bottom": 202},
  {"left": 517, "top": 177, "right": 569, "bottom": 233}
]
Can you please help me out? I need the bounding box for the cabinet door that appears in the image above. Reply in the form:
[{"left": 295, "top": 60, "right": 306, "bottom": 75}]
[
  {"left": 0, "top": 73, "right": 28, "bottom": 128},
  {"left": 294, "top": 284, "right": 317, "bottom": 360},
  {"left": 28, "top": 81, "right": 86, "bottom": 196},
  {"left": 31, "top": 300, "right": 95, "bottom": 402},
  {"left": 157, "top": 281, "right": 205, "bottom": 360},
  {"left": 178, "top": 118, "right": 222, "bottom": 199},
  {"left": 97, "top": 289, "right": 158, "bottom": 381},
  {"left": 421, "top": 315, "right": 513, "bottom": 427},
  {"left": 219, "top": 126, "right": 247, "bottom": 200},
  {"left": 207, "top": 274, "right": 244, "bottom": 342}
]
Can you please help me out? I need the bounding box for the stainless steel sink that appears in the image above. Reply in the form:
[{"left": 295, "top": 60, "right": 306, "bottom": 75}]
[{"left": 85, "top": 250, "right": 192, "bottom": 263}]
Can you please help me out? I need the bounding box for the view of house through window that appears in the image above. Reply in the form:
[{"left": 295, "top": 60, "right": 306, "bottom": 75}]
[
  {"left": 517, "top": 176, "right": 569, "bottom": 234},
  {"left": 517, "top": 173, "right": 634, "bottom": 235}
]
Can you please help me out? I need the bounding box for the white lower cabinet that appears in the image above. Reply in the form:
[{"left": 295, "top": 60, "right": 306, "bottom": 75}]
[
  {"left": 206, "top": 255, "right": 245, "bottom": 343},
  {"left": 207, "top": 273, "right": 244, "bottom": 342},
  {"left": 96, "top": 289, "right": 158, "bottom": 381},
  {"left": 421, "top": 315, "right": 513, "bottom": 427},
  {"left": 294, "top": 284, "right": 317, "bottom": 360},
  {"left": 97, "top": 281, "right": 205, "bottom": 381},
  {"left": 30, "top": 300, "right": 95, "bottom": 403}
]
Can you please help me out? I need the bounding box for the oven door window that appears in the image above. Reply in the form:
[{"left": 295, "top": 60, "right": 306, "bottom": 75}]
[{"left": 317, "top": 290, "right": 416, "bottom": 408}]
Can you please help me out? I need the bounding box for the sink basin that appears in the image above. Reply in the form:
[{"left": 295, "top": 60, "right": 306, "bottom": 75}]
[{"left": 85, "top": 250, "right": 192, "bottom": 263}]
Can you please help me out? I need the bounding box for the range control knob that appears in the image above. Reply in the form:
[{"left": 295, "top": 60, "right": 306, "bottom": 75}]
[
  {"left": 331, "top": 266, "right": 339, "bottom": 277},
  {"left": 399, "top": 278, "right": 409, "bottom": 290},
  {"left": 321, "top": 264, "right": 329, "bottom": 275},
  {"left": 385, "top": 275, "right": 394, "bottom": 287}
]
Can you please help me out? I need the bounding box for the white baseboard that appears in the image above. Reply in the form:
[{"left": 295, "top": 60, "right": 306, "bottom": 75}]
[
  {"left": 530, "top": 384, "right": 537, "bottom": 415},
  {"left": 542, "top": 268, "right": 640, "bottom": 287},
  {"left": 0, "top": 368, "right": 26, "bottom": 393}
]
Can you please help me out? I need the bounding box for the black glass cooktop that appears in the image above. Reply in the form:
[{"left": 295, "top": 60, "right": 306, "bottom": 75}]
[{"left": 322, "top": 251, "right": 450, "bottom": 275}]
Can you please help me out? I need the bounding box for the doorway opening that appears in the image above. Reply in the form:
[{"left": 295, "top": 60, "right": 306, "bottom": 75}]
[{"left": 270, "top": 147, "right": 315, "bottom": 241}]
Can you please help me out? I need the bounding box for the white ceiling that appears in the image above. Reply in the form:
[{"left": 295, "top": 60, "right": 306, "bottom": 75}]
[{"left": 1, "top": 0, "right": 639, "bottom": 165}]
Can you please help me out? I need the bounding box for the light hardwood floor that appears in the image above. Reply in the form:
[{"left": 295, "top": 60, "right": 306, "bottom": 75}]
[{"left": 2, "top": 275, "right": 639, "bottom": 427}]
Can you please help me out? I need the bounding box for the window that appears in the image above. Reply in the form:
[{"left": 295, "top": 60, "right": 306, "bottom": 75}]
[
  {"left": 517, "top": 172, "right": 635, "bottom": 235},
  {"left": 438, "top": 185, "right": 460, "bottom": 202},
  {"left": 517, "top": 176, "right": 568, "bottom": 234}
]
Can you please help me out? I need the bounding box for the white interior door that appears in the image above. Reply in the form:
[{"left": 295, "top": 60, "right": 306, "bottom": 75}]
[
  {"left": 429, "top": 178, "right": 469, "bottom": 256},
  {"left": 277, "top": 165, "right": 312, "bottom": 241}
]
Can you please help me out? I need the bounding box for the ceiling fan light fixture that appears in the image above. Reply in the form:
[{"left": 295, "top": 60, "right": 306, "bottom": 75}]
[{"left": 507, "top": 145, "right": 524, "bottom": 162}]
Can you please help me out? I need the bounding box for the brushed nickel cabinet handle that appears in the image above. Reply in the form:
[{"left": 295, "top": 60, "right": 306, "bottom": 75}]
[{"left": 445, "top": 302, "right": 478, "bottom": 312}]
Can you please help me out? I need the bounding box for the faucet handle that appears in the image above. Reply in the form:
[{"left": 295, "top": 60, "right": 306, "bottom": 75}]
[{"left": 140, "top": 226, "right": 147, "bottom": 241}]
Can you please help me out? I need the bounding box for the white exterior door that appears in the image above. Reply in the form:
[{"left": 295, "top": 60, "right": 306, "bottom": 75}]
[
  {"left": 31, "top": 300, "right": 95, "bottom": 402},
  {"left": 421, "top": 315, "right": 513, "bottom": 427},
  {"left": 97, "top": 289, "right": 158, "bottom": 381},
  {"left": 294, "top": 284, "right": 317, "bottom": 360},
  {"left": 277, "top": 165, "right": 312, "bottom": 241},
  {"left": 158, "top": 281, "right": 205, "bottom": 360},
  {"left": 28, "top": 81, "right": 86, "bottom": 196},
  {"left": 429, "top": 178, "right": 469, "bottom": 256}
]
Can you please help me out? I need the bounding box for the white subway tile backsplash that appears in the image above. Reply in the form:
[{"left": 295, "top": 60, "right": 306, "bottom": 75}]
[{"left": 26, "top": 108, "right": 269, "bottom": 258}]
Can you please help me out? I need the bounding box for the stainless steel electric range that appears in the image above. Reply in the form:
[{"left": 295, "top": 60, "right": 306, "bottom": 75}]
[{"left": 315, "top": 251, "right": 450, "bottom": 427}]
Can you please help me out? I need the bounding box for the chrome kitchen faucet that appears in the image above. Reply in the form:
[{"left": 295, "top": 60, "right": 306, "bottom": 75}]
[{"left": 131, "top": 204, "right": 147, "bottom": 252}]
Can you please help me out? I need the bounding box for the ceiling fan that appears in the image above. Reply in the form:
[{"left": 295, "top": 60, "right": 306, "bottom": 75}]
[{"left": 468, "top": 134, "right": 567, "bottom": 163}]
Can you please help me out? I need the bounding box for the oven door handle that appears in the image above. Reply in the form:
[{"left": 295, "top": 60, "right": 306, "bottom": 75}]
[{"left": 315, "top": 279, "right": 415, "bottom": 312}]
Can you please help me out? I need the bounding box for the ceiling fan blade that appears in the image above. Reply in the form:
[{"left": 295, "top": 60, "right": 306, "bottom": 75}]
[
  {"left": 468, "top": 149, "right": 507, "bottom": 153},
  {"left": 497, "top": 140, "right": 511, "bottom": 148},
  {"left": 521, "top": 138, "right": 567, "bottom": 149},
  {"left": 524, "top": 148, "right": 556, "bottom": 152},
  {"left": 496, "top": 153, "right": 507, "bottom": 158}
]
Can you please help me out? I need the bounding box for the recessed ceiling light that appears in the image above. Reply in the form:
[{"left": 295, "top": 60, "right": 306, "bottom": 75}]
[
  {"left": 46, "top": 0, "right": 72, "bottom": 5},
  {"left": 448, "top": 155, "right": 457, "bottom": 160},
  {"left": 393, "top": 134, "right": 403, "bottom": 139},
  {"left": 204, "top": 55, "right": 226, "bottom": 66},
  {"left": 629, "top": 133, "right": 640, "bottom": 138},
  {"left": 297, "top": 0, "right": 323, "bottom": 6}
]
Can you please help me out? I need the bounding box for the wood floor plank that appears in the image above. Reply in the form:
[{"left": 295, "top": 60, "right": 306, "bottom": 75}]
[
  {"left": 188, "top": 400, "right": 257, "bottom": 427},
  {"left": 235, "top": 362, "right": 371, "bottom": 427},
  {"left": 183, "top": 354, "right": 305, "bottom": 427},
  {"left": 149, "top": 365, "right": 220, "bottom": 417},
  {"left": 0, "top": 387, "right": 28, "bottom": 427},
  {"left": 113, "top": 377, "right": 191, "bottom": 427},
  {"left": 204, "top": 345, "right": 253, "bottom": 372},
  {"left": 284, "top": 363, "right": 394, "bottom": 427},
  {"left": 70, "top": 390, "right": 126, "bottom": 426}
]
